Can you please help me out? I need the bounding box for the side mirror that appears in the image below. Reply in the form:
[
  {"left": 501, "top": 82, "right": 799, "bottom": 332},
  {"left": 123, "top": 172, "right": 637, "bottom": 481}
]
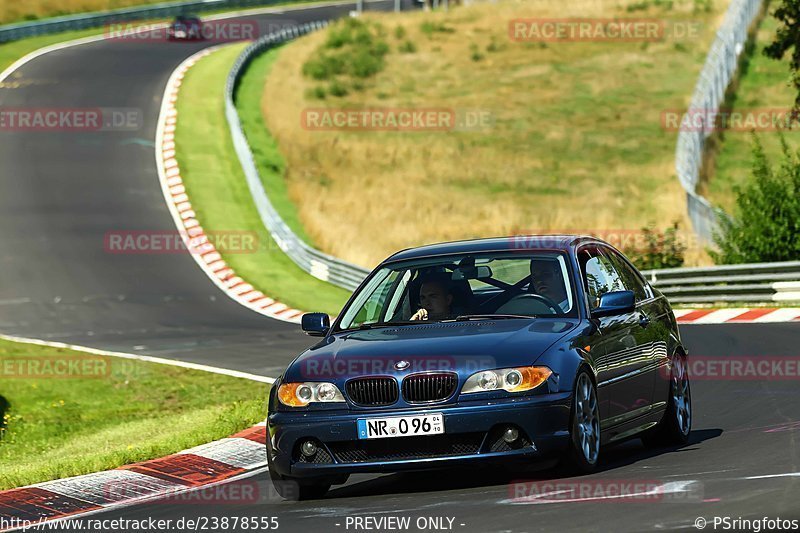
[
  {"left": 592, "top": 290, "right": 635, "bottom": 318},
  {"left": 301, "top": 313, "right": 330, "bottom": 336}
]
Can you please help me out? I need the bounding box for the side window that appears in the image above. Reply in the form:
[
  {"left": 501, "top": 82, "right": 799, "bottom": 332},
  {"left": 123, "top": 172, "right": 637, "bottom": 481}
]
[
  {"left": 604, "top": 248, "right": 648, "bottom": 302},
  {"left": 579, "top": 246, "right": 624, "bottom": 310}
]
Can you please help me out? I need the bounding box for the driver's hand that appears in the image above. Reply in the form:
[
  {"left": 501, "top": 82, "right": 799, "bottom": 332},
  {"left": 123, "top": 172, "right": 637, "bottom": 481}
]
[{"left": 410, "top": 308, "right": 428, "bottom": 321}]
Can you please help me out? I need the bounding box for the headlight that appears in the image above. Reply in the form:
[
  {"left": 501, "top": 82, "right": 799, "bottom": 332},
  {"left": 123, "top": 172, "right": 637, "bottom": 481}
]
[
  {"left": 462, "top": 366, "right": 552, "bottom": 394},
  {"left": 278, "top": 382, "right": 345, "bottom": 407}
]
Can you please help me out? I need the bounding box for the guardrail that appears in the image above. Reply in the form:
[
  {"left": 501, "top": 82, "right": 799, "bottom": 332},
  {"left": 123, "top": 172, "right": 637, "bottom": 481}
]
[
  {"left": 225, "top": 21, "right": 371, "bottom": 292},
  {"left": 642, "top": 261, "right": 800, "bottom": 304},
  {"left": 0, "top": 0, "right": 293, "bottom": 43},
  {"left": 674, "top": 0, "right": 763, "bottom": 243}
]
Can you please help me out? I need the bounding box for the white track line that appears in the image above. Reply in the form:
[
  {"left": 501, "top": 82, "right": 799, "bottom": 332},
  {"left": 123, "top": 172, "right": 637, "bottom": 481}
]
[{"left": 0, "top": 332, "right": 275, "bottom": 383}]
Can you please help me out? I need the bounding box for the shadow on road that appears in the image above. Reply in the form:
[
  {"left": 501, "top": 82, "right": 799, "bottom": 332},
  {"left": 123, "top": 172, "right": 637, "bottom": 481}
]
[{"left": 324, "top": 428, "right": 723, "bottom": 501}]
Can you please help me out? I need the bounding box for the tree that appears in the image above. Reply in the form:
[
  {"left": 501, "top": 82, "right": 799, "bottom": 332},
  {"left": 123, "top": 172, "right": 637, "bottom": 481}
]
[
  {"left": 765, "top": 0, "right": 800, "bottom": 112},
  {"left": 711, "top": 134, "right": 800, "bottom": 263}
]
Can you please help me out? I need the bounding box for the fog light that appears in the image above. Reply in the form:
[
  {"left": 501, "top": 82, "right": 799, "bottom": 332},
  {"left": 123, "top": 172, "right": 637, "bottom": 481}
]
[
  {"left": 502, "top": 427, "right": 519, "bottom": 444},
  {"left": 300, "top": 440, "right": 318, "bottom": 457}
]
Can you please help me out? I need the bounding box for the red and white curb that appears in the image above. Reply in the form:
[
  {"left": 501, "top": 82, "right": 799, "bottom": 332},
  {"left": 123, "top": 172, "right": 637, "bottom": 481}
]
[
  {"left": 675, "top": 307, "right": 800, "bottom": 324},
  {"left": 0, "top": 424, "right": 267, "bottom": 531},
  {"left": 155, "top": 47, "right": 305, "bottom": 324}
]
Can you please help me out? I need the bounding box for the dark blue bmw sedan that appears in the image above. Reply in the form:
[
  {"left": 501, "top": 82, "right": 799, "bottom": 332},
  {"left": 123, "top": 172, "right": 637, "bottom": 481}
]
[{"left": 267, "top": 236, "right": 692, "bottom": 500}]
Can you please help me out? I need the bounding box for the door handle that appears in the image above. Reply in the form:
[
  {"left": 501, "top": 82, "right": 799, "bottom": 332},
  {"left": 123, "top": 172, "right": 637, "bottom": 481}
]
[{"left": 638, "top": 313, "right": 650, "bottom": 328}]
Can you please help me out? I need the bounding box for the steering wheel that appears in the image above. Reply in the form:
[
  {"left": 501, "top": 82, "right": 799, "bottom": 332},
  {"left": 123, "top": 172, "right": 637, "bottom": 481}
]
[{"left": 496, "top": 293, "right": 562, "bottom": 315}]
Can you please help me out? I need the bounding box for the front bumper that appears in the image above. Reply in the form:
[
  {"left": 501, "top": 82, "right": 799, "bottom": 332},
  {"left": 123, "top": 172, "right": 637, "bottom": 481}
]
[{"left": 267, "top": 392, "right": 572, "bottom": 479}]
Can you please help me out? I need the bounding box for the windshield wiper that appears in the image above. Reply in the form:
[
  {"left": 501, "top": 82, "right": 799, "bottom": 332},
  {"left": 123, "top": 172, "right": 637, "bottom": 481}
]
[{"left": 453, "top": 314, "right": 536, "bottom": 321}]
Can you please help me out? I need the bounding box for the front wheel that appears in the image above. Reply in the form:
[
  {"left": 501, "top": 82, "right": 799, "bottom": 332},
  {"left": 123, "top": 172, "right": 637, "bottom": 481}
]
[
  {"left": 560, "top": 371, "right": 601, "bottom": 474},
  {"left": 642, "top": 353, "right": 692, "bottom": 447}
]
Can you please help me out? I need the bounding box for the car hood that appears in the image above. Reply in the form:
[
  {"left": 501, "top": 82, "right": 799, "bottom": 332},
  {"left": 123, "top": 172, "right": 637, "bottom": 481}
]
[{"left": 284, "top": 318, "right": 579, "bottom": 382}]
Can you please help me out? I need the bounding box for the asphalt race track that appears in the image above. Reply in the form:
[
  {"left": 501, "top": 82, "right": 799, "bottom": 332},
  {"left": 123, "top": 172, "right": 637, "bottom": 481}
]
[
  {"left": 0, "top": 2, "right": 406, "bottom": 377},
  {"left": 1, "top": 2, "right": 799, "bottom": 532}
]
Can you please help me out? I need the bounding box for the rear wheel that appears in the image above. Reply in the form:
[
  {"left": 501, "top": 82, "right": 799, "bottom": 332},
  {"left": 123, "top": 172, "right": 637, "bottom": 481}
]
[
  {"left": 642, "top": 353, "right": 692, "bottom": 447},
  {"left": 560, "top": 371, "right": 600, "bottom": 474}
]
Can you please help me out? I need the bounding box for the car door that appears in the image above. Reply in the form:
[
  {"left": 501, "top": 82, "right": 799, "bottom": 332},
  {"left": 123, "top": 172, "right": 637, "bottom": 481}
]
[
  {"left": 604, "top": 247, "right": 669, "bottom": 412},
  {"left": 578, "top": 245, "right": 653, "bottom": 428}
]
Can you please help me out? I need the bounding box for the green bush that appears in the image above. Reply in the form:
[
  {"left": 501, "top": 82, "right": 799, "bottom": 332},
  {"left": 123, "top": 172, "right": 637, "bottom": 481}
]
[
  {"left": 305, "top": 86, "right": 327, "bottom": 99},
  {"left": 420, "top": 21, "right": 455, "bottom": 37},
  {"left": 470, "top": 43, "right": 484, "bottom": 62},
  {"left": 624, "top": 224, "right": 687, "bottom": 270},
  {"left": 394, "top": 25, "right": 406, "bottom": 39},
  {"left": 399, "top": 40, "right": 417, "bottom": 53},
  {"left": 303, "top": 18, "right": 389, "bottom": 96},
  {"left": 711, "top": 134, "right": 800, "bottom": 263},
  {"left": 328, "top": 80, "right": 349, "bottom": 97},
  {"left": 350, "top": 48, "right": 385, "bottom": 77},
  {"left": 302, "top": 53, "right": 346, "bottom": 80}
]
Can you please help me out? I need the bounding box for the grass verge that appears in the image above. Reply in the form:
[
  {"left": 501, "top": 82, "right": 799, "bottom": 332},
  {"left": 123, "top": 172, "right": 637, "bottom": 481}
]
[
  {"left": 0, "top": 337, "right": 267, "bottom": 490},
  {"left": 175, "top": 44, "right": 351, "bottom": 315},
  {"left": 261, "top": 0, "right": 727, "bottom": 267},
  {"left": 235, "top": 47, "right": 316, "bottom": 244}
]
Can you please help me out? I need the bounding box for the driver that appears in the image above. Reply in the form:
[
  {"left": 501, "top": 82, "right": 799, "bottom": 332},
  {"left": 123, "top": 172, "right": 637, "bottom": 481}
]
[
  {"left": 410, "top": 278, "right": 453, "bottom": 321},
  {"left": 529, "top": 259, "right": 570, "bottom": 312}
]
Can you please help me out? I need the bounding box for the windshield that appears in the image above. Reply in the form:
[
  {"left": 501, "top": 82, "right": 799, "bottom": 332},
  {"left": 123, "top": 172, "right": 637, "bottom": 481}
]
[{"left": 336, "top": 252, "right": 576, "bottom": 330}]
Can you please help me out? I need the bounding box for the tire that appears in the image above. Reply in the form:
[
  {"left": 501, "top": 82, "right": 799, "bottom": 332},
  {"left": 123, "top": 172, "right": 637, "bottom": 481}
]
[
  {"left": 642, "top": 353, "right": 692, "bottom": 448},
  {"left": 269, "top": 468, "right": 331, "bottom": 501},
  {"left": 560, "top": 370, "right": 601, "bottom": 474}
]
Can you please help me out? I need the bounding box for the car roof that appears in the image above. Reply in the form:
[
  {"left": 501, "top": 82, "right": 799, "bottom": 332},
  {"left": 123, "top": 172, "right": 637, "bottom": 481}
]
[{"left": 383, "top": 235, "right": 609, "bottom": 263}]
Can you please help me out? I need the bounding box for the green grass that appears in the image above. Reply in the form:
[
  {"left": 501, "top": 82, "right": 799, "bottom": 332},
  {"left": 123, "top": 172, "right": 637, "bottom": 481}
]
[
  {"left": 0, "top": 337, "right": 268, "bottom": 490},
  {"left": 175, "top": 44, "right": 351, "bottom": 315},
  {"left": 235, "top": 47, "right": 315, "bottom": 244},
  {"left": 259, "top": 0, "right": 726, "bottom": 267},
  {"left": 708, "top": 14, "right": 800, "bottom": 212}
]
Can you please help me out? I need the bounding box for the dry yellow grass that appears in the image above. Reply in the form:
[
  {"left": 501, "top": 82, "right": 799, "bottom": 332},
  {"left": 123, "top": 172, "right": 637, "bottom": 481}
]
[
  {"left": 262, "top": 0, "right": 725, "bottom": 267},
  {"left": 0, "top": 0, "right": 167, "bottom": 24}
]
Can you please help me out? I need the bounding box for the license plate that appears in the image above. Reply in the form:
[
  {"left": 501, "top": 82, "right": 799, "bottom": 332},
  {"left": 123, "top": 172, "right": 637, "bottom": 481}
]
[{"left": 357, "top": 413, "right": 444, "bottom": 440}]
